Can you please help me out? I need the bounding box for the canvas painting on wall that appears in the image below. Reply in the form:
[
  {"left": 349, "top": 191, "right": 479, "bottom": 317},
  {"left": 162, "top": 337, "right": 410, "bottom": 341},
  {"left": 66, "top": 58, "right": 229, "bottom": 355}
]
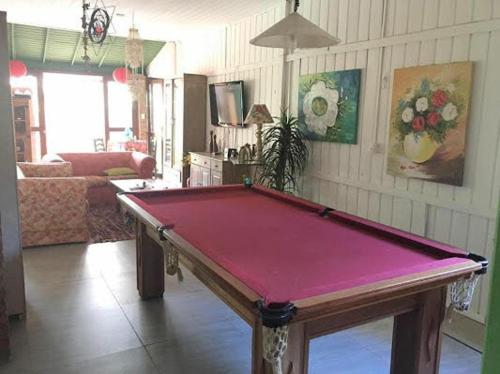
[
  {"left": 387, "top": 62, "right": 473, "bottom": 186},
  {"left": 298, "top": 69, "right": 361, "bottom": 144}
]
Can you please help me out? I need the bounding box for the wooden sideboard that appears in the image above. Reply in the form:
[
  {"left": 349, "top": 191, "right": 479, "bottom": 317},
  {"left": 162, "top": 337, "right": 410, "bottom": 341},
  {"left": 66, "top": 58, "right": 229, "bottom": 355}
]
[{"left": 189, "top": 152, "right": 258, "bottom": 187}]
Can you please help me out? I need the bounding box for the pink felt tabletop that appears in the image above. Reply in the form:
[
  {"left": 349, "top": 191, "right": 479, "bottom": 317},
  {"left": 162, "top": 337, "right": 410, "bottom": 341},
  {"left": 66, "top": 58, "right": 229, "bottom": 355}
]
[{"left": 128, "top": 185, "right": 471, "bottom": 304}]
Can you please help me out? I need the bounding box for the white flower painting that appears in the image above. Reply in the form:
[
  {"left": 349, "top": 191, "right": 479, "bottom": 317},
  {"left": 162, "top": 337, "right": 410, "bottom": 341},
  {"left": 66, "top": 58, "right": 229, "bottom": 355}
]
[
  {"left": 303, "top": 81, "right": 339, "bottom": 136},
  {"left": 298, "top": 69, "right": 361, "bottom": 144}
]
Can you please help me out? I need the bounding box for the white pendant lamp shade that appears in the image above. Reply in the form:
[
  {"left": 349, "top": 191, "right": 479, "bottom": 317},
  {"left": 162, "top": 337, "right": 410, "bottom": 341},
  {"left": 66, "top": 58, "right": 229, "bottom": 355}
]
[
  {"left": 125, "top": 27, "right": 144, "bottom": 69},
  {"left": 250, "top": 12, "right": 340, "bottom": 49}
]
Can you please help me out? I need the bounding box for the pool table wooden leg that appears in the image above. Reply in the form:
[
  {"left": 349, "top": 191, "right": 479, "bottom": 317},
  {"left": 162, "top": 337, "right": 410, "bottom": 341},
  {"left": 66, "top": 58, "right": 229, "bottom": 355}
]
[
  {"left": 391, "top": 287, "right": 447, "bottom": 374},
  {"left": 136, "top": 222, "right": 164, "bottom": 299},
  {"left": 252, "top": 321, "right": 309, "bottom": 374}
]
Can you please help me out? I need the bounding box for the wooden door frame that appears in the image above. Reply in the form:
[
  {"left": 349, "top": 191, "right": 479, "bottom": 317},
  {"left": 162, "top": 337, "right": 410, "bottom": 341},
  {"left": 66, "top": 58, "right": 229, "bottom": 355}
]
[
  {"left": 103, "top": 75, "right": 111, "bottom": 145},
  {"left": 103, "top": 75, "right": 137, "bottom": 146},
  {"left": 31, "top": 69, "right": 112, "bottom": 154},
  {"left": 147, "top": 77, "right": 165, "bottom": 175},
  {"left": 0, "top": 10, "right": 26, "bottom": 319},
  {"left": 27, "top": 71, "right": 47, "bottom": 156},
  {"left": 132, "top": 100, "right": 139, "bottom": 137},
  {"left": 147, "top": 78, "right": 164, "bottom": 139},
  {"left": 43, "top": 71, "right": 109, "bottom": 152}
]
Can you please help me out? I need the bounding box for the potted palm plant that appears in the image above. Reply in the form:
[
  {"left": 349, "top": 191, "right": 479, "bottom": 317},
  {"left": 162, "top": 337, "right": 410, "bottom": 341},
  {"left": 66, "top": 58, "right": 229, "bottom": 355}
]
[{"left": 258, "top": 110, "right": 308, "bottom": 194}]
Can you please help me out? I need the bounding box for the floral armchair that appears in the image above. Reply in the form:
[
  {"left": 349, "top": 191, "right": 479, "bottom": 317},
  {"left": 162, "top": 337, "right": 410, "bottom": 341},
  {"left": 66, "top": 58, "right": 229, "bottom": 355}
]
[{"left": 17, "top": 163, "right": 89, "bottom": 247}]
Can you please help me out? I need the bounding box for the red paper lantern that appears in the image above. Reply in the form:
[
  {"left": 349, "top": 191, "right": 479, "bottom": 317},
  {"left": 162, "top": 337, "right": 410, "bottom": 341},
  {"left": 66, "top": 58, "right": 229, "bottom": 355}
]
[
  {"left": 112, "top": 67, "right": 129, "bottom": 84},
  {"left": 9, "top": 60, "right": 27, "bottom": 78}
]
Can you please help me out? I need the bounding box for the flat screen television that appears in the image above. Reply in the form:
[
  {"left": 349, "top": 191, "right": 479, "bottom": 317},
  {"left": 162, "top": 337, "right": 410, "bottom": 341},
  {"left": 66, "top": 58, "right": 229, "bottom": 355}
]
[{"left": 209, "top": 81, "right": 245, "bottom": 127}]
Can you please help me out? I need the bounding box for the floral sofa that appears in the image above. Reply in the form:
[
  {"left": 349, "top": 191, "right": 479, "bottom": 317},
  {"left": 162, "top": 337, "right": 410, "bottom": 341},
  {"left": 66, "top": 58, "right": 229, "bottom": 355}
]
[
  {"left": 17, "top": 162, "right": 89, "bottom": 248},
  {"left": 42, "top": 152, "right": 156, "bottom": 206}
]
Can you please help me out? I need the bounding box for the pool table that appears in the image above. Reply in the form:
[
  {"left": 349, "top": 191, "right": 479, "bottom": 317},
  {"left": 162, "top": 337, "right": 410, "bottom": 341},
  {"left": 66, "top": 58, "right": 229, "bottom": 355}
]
[{"left": 117, "top": 184, "right": 487, "bottom": 374}]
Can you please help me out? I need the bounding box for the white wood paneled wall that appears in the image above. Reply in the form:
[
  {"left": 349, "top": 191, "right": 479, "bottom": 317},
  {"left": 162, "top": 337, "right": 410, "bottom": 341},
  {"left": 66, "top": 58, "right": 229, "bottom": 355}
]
[{"left": 174, "top": 0, "right": 500, "bottom": 324}]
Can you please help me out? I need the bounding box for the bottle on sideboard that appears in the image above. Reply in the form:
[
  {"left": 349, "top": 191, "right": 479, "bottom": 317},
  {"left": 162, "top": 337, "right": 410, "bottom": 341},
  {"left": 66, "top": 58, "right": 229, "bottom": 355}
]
[{"left": 213, "top": 134, "right": 219, "bottom": 154}]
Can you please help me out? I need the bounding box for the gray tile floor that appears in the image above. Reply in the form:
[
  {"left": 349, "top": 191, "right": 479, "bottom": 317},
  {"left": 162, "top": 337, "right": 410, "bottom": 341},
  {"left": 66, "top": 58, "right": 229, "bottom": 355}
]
[{"left": 0, "top": 240, "right": 482, "bottom": 373}]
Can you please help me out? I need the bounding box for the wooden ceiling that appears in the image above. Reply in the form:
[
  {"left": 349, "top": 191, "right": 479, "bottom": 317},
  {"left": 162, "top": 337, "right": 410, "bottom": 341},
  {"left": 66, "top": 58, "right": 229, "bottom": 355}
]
[
  {"left": 8, "top": 23, "right": 165, "bottom": 74},
  {"left": 0, "top": 0, "right": 282, "bottom": 40}
]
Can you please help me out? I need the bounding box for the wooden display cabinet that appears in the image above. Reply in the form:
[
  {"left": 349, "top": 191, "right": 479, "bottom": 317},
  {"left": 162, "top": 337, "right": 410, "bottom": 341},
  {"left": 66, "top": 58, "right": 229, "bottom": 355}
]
[
  {"left": 12, "top": 95, "right": 34, "bottom": 162},
  {"left": 163, "top": 74, "right": 207, "bottom": 187}
]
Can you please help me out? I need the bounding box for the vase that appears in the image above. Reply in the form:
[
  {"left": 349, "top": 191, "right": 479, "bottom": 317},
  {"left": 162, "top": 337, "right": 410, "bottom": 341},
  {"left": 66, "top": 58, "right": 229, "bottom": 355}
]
[{"left": 403, "top": 132, "right": 440, "bottom": 163}]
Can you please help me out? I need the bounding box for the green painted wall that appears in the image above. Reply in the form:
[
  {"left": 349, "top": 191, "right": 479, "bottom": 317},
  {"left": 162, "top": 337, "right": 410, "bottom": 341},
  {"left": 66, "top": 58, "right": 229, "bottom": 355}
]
[
  {"left": 482, "top": 201, "right": 500, "bottom": 373},
  {"left": 8, "top": 23, "right": 165, "bottom": 74}
]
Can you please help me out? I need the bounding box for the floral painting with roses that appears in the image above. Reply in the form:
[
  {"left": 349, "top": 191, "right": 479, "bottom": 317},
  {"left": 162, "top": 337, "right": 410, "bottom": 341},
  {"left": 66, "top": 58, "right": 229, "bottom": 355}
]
[
  {"left": 387, "top": 62, "right": 473, "bottom": 186},
  {"left": 298, "top": 69, "right": 361, "bottom": 144}
]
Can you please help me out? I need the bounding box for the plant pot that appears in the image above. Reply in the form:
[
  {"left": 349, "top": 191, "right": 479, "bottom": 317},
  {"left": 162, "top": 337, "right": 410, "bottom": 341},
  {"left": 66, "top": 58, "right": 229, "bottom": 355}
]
[{"left": 403, "top": 131, "right": 440, "bottom": 163}]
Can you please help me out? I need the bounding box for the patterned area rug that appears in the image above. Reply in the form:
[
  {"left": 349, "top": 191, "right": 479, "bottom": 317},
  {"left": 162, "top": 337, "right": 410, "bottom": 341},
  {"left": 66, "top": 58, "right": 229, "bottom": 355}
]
[{"left": 88, "top": 205, "right": 135, "bottom": 244}]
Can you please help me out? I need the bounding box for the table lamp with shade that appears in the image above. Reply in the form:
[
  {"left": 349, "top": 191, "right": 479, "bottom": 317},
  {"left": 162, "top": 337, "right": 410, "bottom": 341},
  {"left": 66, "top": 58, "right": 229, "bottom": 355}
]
[{"left": 244, "top": 104, "right": 274, "bottom": 161}]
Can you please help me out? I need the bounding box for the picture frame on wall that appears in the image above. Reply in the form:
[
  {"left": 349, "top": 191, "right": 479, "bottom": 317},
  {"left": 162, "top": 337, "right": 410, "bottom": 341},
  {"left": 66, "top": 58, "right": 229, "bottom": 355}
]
[
  {"left": 298, "top": 69, "right": 361, "bottom": 144},
  {"left": 386, "top": 62, "right": 473, "bottom": 187}
]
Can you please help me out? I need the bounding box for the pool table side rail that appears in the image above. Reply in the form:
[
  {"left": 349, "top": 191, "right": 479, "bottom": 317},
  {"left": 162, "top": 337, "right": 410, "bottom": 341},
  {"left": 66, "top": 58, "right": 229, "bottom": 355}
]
[
  {"left": 251, "top": 184, "right": 483, "bottom": 263},
  {"left": 118, "top": 192, "right": 481, "bottom": 326},
  {"left": 125, "top": 184, "right": 246, "bottom": 199},
  {"left": 293, "top": 259, "right": 480, "bottom": 322},
  {"left": 327, "top": 210, "right": 471, "bottom": 260},
  {"left": 117, "top": 192, "right": 262, "bottom": 324}
]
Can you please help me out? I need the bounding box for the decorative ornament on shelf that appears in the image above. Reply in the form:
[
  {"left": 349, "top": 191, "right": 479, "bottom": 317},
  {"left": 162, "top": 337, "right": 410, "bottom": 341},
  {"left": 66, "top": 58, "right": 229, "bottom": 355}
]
[
  {"left": 125, "top": 16, "right": 145, "bottom": 100},
  {"left": 209, "top": 130, "right": 215, "bottom": 153},
  {"left": 213, "top": 134, "right": 219, "bottom": 154},
  {"left": 209, "top": 131, "right": 219, "bottom": 155},
  {"left": 182, "top": 154, "right": 191, "bottom": 168},
  {"left": 250, "top": 0, "right": 340, "bottom": 49},
  {"left": 9, "top": 60, "right": 27, "bottom": 78},
  {"left": 238, "top": 144, "right": 253, "bottom": 163},
  {"left": 244, "top": 104, "right": 274, "bottom": 161}
]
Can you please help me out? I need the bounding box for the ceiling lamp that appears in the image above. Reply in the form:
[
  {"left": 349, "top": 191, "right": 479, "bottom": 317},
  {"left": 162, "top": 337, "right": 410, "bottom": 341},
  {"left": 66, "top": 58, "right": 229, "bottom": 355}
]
[
  {"left": 125, "top": 22, "right": 145, "bottom": 99},
  {"left": 125, "top": 27, "right": 144, "bottom": 69},
  {"left": 128, "top": 73, "right": 146, "bottom": 100},
  {"left": 250, "top": 0, "right": 340, "bottom": 49}
]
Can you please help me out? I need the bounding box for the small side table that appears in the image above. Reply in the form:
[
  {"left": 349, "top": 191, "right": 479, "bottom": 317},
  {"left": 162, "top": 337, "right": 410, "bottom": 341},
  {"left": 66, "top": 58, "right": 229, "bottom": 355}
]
[
  {"left": 110, "top": 179, "right": 169, "bottom": 217},
  {"left": 110, "top": 179, "right": 169, "bottom": 194}
]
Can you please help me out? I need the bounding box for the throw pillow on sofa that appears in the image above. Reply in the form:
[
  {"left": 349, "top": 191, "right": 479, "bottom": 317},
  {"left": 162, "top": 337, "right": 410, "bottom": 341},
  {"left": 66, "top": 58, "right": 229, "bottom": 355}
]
[
  {"left": 41, "top": 154, "right": 65, "bottom": 163},
  {"left": 103, "top": 167, "right": 137, "bottom": 176}
]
